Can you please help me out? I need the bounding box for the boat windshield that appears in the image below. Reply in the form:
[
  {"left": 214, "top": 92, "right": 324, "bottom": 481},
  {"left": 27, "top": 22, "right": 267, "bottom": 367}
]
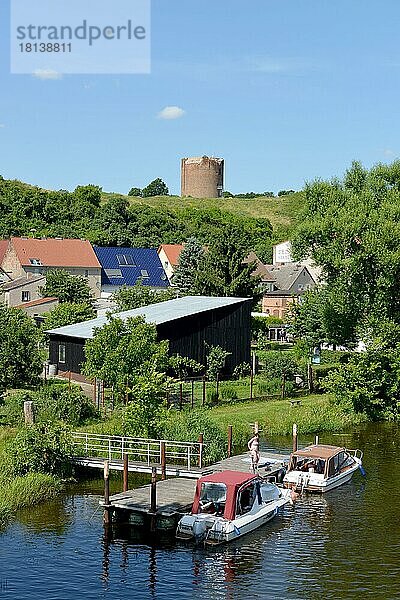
[
  {"left": 199, "top": 483, "right": 227, "bottom": 514},
  {"left": 290, "top": 456, "right": 326, "bottom": 474}
]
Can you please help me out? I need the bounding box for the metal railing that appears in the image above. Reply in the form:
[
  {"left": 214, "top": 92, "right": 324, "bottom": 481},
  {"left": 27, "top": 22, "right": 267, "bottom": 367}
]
[{"left": 71, "top": 432, "right": 203, "bottom": 471}]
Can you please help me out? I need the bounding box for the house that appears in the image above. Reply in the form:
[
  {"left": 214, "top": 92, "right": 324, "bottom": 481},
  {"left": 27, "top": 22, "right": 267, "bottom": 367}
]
[
  {"left": 15, "top": 297, "right": 59, "bottom": 321},
  {"left": 0, "top": 241, "right": 10, "bottom": 284},
  {"left": 47, "top": 296, "right": 252, "bottom": 377},
  {"left": 243, "top": 251, "right": 276, "bottom": 288},
  {"left": 157, "top": 244, "right": 184, "bottom": 282},
  {"left": 272, "top": 240, "right": 322, "bottom": 283},
  {"left": 0, "top": 238, "right": 102, "bottom": 298},
  {"left": 93, "top": 246, "right": 170, "bottom": 297},
  {"left": 261, "top": 263, "right": 317, "bottom": 319},
  {"left": 1, "top": 274, "right": 46, "bottom": 307}
]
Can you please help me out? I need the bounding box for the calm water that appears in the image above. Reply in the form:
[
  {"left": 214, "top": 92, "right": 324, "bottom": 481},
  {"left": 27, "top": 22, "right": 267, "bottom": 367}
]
[{"left": 0, "top": 423, "right": 399, "bottom": 600}]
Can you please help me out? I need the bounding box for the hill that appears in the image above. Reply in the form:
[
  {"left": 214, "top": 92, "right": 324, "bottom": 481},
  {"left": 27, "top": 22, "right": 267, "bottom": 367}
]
[{"left": 103, "top": 191, "right": 305, "bottom": 233}]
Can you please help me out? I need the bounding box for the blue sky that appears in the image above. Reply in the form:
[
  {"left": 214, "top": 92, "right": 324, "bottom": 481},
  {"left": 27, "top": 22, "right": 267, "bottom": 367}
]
[{"left": 0, "top": 0, "right": 399, "bottom": 195}]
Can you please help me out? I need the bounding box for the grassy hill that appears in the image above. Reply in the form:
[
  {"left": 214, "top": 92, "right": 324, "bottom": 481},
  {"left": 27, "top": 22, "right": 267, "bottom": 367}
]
[{"left": 102, "top": 191, "right": 306, "bottom": 233}]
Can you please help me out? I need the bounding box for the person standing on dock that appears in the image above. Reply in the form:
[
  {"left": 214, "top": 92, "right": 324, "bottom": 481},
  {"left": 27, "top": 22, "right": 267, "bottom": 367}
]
[{"left": 248, "top": 433, "right": 260, "bottom": 474}]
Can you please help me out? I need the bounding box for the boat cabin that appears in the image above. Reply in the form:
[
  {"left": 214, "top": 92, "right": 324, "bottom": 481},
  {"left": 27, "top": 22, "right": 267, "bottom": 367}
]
[
  {"left": 288, "top": 445, "right": 355, "bottom": 479},
  {"left": 191, "top": 471, "right": 270, "bottom": 521}
]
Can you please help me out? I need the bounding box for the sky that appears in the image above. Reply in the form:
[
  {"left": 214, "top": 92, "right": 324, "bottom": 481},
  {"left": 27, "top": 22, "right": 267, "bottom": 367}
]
[{"left": 0, "top": 0, "right": 400, "bottom": 195}]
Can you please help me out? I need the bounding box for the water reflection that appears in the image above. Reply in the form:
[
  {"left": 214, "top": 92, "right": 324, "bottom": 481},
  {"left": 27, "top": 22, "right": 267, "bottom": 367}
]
[{"left": 1, "top": 423, "right": 400, "bottom": 600}]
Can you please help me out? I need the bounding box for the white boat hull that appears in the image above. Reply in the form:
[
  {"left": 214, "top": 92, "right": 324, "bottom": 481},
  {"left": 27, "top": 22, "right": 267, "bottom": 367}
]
[
  {"left": 283, "top": 460, "right": 361, "bottom": 493},
  {"left": 177, "top": 491, "right": 291, "bottom": 545}
]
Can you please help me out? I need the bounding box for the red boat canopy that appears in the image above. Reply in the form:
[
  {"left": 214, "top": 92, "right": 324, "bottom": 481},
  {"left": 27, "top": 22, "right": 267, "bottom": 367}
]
[{"left": 192, "top": 471, "right": 257, "bottom": 521}]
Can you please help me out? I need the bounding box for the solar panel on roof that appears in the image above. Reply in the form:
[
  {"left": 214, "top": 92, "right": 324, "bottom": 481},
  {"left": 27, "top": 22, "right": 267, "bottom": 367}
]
[
  {"left": 141, "top": 269, "right": 149, "bottom": 277},
  {"left": 105, "top": 268, "right": 123, "bottom": 278}
]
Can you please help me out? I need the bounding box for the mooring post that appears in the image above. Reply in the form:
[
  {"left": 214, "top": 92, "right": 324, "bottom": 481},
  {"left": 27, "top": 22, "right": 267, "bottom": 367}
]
[
  {"left": 293, "top": 423, "right": 298, "bottom": 452},
  {"left": 123, "top": 453, "right": 129, "bottom": 492},
  {"left": 103, "top": 460, "right": 111, "bottom": 525},
  {"left": 161, "top": 442, "right": 166, "bottom": 480},
  {"left": 198, "top": 433, "right": 204, "bottom": 469},
  {"left": 202, "top": 377, "right": 206, "bottom": 406},
  {"left": 227, "top": 425, "right": 233, "bottom": 458},
  {"left": 315, "top": 434, "right": 319, "bottom": 445},
  {"left": 23, "top": 401, "right": 35, "bottom": 425},
  {"left": 179, "top": 382, "right": 183, "bottom": 410}
]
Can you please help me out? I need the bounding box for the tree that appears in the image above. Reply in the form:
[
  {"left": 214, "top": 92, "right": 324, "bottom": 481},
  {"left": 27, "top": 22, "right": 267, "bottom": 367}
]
[
  {"left": 112, "top": 281, "right": 176, "bottom": 311},
  {"left": 206, "top": 345, "right": 231, "bottom": 381},
  {"left": 142, "top": 178, "right": 169, "bottom": 197},
  {"left": 0, "top": 306, "right": 43, "bottom": 390},
  {"left": 128, "top": 187, "right": 142, "bottom": 197},
  {"left": 74, "top": 185, "right": 102, "bottom": 207},
  {"left": 82, "top": 315, "right": 169, "bottom": 399},
  {"left": 173, "top": 237, "right": 205, "bottom": 293},
  {"left": 43, "top": 302, "right": 95, "bottom": 330},
  {"left": 292, "top": 160, "right": 400, "bottom": 342},
  {"left": 193, "top": 224, "right": 262, "bottom": 298},
  {"left": 40, "top": 270, "right": 94, "bottom": 304}
]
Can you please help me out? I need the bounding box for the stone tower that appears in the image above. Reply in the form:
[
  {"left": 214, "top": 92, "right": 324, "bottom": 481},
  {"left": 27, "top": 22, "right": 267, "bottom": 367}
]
[{"left": 181, "top": 156, "right": 224, "bottom": 198}]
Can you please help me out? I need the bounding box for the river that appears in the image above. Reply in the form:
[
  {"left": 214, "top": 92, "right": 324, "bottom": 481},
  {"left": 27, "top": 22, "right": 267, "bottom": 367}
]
[{"left": 0, "top": 423, "right": 399, "bottom": 600}]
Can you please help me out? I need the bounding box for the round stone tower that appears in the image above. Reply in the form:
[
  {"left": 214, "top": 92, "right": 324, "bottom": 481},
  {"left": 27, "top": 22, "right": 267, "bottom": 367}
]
[{"left": 181, "top": 156, "right": 224, "bottom": 198}]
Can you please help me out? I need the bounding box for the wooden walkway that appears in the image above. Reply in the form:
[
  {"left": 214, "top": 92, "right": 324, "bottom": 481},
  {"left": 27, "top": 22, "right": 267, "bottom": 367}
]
[{"left": 102, "top": 450, "right": 290, "bottom": 532}]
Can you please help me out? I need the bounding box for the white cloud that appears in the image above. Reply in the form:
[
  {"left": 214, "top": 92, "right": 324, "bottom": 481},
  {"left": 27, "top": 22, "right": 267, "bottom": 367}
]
[
  {"left": 0, "top": 124, "right": 5, "bottom": 128},
  {"left": 383, "top": 148, "right": 396, "bottom": 157},
  {"left": 158, "top": 106, "right": 185, "bottom": 120},
  {"left": 32, "top": 69, "right": 62, "bottom": 80}
]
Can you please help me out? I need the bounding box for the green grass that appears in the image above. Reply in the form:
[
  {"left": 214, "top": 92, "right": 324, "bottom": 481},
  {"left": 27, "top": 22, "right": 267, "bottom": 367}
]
[
  {"left": 0, "top": 426, "right": 63, "bottom": 530},
  {"left": 209, "top": 394, "right": 367, "bottom": 447},
  {"left": 102, "top": 191, "right": 305, "bottom": 231}
]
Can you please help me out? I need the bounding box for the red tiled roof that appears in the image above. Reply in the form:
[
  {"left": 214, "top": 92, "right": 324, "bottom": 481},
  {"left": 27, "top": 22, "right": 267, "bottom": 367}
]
[
  {"left": 15, "top": 297, "right": 58, "bottom": 309},
  {"left": 158, "top": 244, "right": 184, "bottom": 266},
  {"left": 11, "top": 237, "right": 101, "bottom": 268},
  {"left": 0, "top": 240, "right": 9, "bottom": 264}
]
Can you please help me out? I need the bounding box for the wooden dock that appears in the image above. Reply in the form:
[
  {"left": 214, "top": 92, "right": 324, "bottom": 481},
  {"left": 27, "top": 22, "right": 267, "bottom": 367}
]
[{"left": 102, "top": 451, "right": 290, "bottom": 532}]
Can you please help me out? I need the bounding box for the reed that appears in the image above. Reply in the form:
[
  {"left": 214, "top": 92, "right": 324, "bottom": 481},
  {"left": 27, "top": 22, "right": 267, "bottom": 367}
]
[{"left": 209, "top": 394, "right": 366, "bottom": 447}]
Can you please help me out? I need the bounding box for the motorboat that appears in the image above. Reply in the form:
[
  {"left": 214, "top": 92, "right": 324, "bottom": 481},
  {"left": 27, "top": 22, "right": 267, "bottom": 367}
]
[
  {"left": 283, "top": 444, "right": 364, "bottom": 493},
  {"left": 176, "top": 470, "right": 292, "bottom": 545}
]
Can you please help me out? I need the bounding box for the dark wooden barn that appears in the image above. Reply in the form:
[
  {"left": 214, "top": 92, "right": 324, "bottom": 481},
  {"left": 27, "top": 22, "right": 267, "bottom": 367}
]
[{"left": 47, "top": 296, "right": 252, "bottom": 377}]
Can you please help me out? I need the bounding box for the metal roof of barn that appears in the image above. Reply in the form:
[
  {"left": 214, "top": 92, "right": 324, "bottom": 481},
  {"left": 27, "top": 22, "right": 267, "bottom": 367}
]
[{"left": 46, "top": 295, "right": 250, "bottom": 340}]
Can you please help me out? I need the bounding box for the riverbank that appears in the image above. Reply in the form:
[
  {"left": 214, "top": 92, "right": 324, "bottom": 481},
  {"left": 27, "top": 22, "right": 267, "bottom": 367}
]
[
  {"left": 209, "top": 394, "right": 366, "bottom": 446},
  {"left": 0, "top": 428, "right": 62, "bottom": 529}
]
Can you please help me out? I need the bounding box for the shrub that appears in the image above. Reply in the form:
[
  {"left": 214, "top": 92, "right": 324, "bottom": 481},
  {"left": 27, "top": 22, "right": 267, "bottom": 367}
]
[
  {"left": 220, "top": 383, "right": 239, "bottom": 400},
  {"left": 7, "top": 421, "right": 73, "bottom": 477},
  {"left": 262, "top": 351, "right": 299, "bottom": 380},
  {"left": 36, "top": 384, "right": 98, "bottom": 426},
  {"left": 163, "top": 409, "right": 226, "bottom": 464},
  {"left": 207, "top": 388, "right": 219, "bottom": 404}
]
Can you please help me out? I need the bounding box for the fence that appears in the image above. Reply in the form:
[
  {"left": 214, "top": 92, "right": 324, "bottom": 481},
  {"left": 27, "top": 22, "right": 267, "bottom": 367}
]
[{"left": 71, "top": 431, "right": 203, "bottom": 471}]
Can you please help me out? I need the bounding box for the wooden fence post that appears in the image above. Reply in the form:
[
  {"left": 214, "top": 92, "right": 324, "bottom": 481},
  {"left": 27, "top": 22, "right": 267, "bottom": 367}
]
[
  {"left": 198, "top": 433, "right": 204, "bottom": 469},
  {"left": 292, "top": 423, "right": 298, "bottom": 452},
  {"left": 227, "top": 425, "right": 233, "bottom": 458},
  {"left": 123, "top": 454, "right": 129, "bottom": 492},
  {"left": 24, "top": 401, "right": 35, "bottom": 424},
  {"left": 161, "top": 442, "right": 166, "bottom": 480},
  {"left": 103, "top": 460, "right": 111, "bottom": 525}
]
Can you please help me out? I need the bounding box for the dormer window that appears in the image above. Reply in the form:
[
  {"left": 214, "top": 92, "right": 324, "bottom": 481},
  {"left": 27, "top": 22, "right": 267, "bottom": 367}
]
[
  {"left": 29, "top": 258, "right": 42, "bottom": 265},
  {"left": 141, "top": 270, "right": 149, "bottom": 278}
]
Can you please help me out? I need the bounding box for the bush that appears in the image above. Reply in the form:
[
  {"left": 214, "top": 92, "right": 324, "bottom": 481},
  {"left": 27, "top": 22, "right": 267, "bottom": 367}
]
[
  {"left": 220, "top": 383, "right": 239, "bottom": 400},
  {"left": 163, "top": 409, "right": 226, "bottom": 464},
  {"left": 262, "top": 351, "right": 299, "bottom": 380},
  {"left": 7, "top": 422, "right": 73, "bottom": 477},
  {"left": 207, "top": 388, "right": 219, "bottom": 404},
  {"left": 313, "top": 363, "right": 341, "bottom": 393}
]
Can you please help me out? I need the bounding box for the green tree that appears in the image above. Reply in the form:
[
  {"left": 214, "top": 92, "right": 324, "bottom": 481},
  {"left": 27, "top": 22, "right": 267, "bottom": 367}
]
[
  {"left": 206, "top": 345, "right": 231, "bottom": 381},
  {"left": 142, "top": 178, "right": 169, "bottom": 197},
  {"left": 43, "top": 302, "right": 95, "bottom": 330},
  {"left": 0, "top": 306, "right": 43, "bottom": 390},
  {"left": 83, "top": 315, "right": 169, "bottom": 399},
  {"left": 172, "top": 237, "right": 205, "bottom": 293},
  {"left": 40, "top": 270, "right": 94, "bottom": 304},
  {"left": 74, "top": 185, "right": 102, "bottom": 207},
  {"left": 128, "top": 187, "right": 142, "bottom": 197},
  {"left": 194, "top": 224, "right": 262, "bottom": 298},
  {"left": 112, "top": 281, "right": 176, "bottom": 311}
]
